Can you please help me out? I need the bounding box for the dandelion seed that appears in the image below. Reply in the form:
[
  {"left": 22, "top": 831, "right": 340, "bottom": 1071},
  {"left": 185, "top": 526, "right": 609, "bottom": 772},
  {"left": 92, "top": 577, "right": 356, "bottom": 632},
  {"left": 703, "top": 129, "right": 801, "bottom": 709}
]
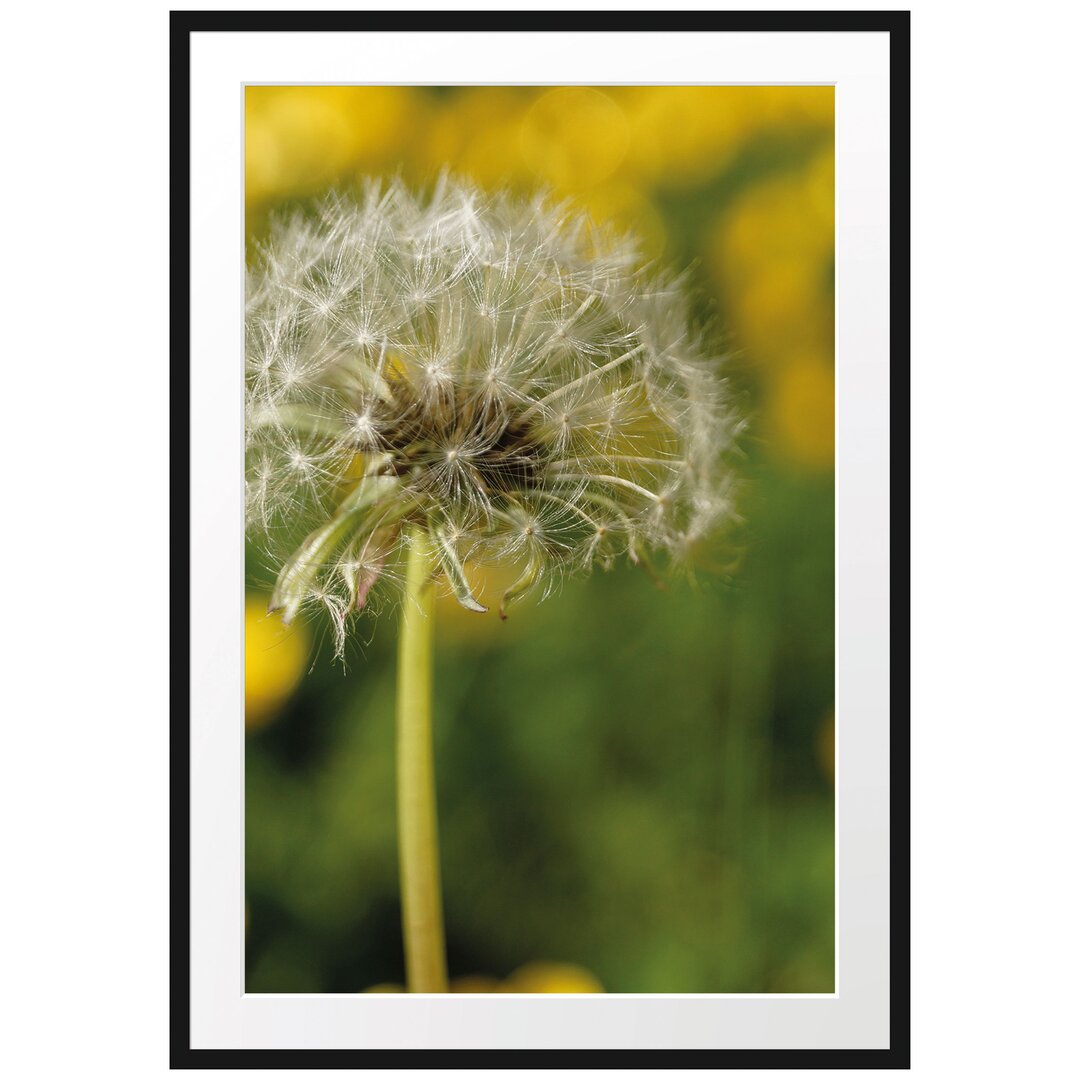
[{"left": 247, "top": 178, "right": 740, "bottom": 657}]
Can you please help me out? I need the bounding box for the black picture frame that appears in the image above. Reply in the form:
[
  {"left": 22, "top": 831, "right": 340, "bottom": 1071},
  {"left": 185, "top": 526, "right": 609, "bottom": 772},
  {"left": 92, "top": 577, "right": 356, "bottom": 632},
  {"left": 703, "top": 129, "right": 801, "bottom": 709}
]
[{"left": 171, "top": 8, "right": 910, "bottom": 1068}]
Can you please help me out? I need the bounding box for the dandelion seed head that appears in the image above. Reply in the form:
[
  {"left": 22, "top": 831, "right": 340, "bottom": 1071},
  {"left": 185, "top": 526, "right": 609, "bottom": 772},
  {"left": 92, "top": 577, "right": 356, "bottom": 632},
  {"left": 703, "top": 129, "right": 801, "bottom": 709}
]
[{"left": 247, "top": 178, "right": 741, "bottom": 657}]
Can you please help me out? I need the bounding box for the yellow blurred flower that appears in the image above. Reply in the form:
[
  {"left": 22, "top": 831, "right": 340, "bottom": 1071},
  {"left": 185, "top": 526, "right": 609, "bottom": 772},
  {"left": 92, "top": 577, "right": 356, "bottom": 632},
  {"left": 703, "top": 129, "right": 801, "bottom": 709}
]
[
  {"left": 707, "top": 144, "right": 834, "bottom": 470},
  {"left": 748, "top": 84, "right": 834, "bottom": 131},
  {"left": 503, "top": 961, "right": 604, "bottom": 993},
  {"left": 767, "top": 354, "right": 835, "bottom": 469},
  {"left": 581, "top": 181, "right": 667, "bottom": 256},
  {"left": 803, "top": 145, "right": 835, "bottom": 226},
  {"left": 519, "top": 87, "right": 629, "bottom": 190},
  {"left": 245, "top": 594, "right": 308, "bottom": 730},
  {"left": 714, "top": 160, "right": 833, "bottom": 289},
  {"left": 620, "top": 85, "right": 832, "bottom": 191},
  {"left": 363, "top": 961, "right": 603, "bottom": 994},
  {"left": 417, "top": 87, "right": 532, "bottom": 189},
  {"left": 245, "top": 86, "right": 426, "bottom": 206},
  {"left": 622, "top": 86, "right": 743, "bottom": 189},
  {"left": 730, "top": 257, "right": 833, "bottom": 366}
]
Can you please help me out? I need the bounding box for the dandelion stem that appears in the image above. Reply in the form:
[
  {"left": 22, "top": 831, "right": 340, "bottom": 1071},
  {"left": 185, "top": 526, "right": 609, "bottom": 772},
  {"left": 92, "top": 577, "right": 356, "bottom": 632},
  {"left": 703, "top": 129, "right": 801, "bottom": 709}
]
[{"left": 396, "top": 524, "right": 448, "bottom": 993}]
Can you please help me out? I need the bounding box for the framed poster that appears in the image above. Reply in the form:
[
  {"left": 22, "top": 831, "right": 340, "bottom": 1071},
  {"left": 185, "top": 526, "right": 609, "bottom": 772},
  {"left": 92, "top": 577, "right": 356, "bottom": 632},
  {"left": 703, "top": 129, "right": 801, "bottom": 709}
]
[{"left": 172, "top": 8, "right": 909, "bottom": 1066}]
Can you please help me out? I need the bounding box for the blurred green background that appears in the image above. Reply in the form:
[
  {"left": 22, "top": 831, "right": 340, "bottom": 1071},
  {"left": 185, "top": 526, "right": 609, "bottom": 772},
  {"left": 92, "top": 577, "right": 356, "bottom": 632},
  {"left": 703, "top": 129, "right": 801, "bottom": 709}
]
[{"left": 245, "top": 85, "right": 834, "bottom": 994}]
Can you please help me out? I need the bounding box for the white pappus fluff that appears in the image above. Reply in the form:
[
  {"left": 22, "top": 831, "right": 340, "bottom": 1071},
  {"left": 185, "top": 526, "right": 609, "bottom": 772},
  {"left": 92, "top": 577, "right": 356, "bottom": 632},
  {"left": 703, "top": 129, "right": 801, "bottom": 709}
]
[{"left": 246, "top": 177, "right": 741, "bottom": 656}]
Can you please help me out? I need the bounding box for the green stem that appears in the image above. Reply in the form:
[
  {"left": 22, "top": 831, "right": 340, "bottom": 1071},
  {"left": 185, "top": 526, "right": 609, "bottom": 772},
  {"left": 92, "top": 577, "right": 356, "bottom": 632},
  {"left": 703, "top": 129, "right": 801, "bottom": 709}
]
[{"left": 396, "top": 525, "right": 448, "bottom": 992}]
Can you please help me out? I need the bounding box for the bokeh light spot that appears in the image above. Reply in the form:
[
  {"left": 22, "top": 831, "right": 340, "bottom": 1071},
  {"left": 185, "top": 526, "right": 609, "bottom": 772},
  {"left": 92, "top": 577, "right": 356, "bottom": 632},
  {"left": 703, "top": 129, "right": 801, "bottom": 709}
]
[
  {"left": 520, "top": 87, "right": 629, "bottom": 189},
  {"left": 245, "top": 594, "right": 309, "bottom": 730}
]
